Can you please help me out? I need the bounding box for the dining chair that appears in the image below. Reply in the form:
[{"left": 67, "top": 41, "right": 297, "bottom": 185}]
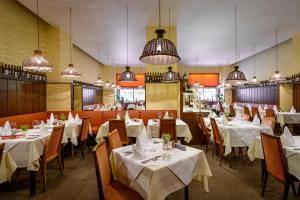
[
  {"left": 265, "top": 108, "right": 275, "bottom": 117},
  {"left": 41, "top": 125, "right": 64, "bottom": 192},
  {"left": 243, "top": 107, "right": 252, "bottom": 121},
  {"left": 229, "top": 105, "right": 235, "bottom": 117},
  {"left": 109, "top": 119, "right": 130, "bottom": 145},
  {"left": 260, "top": 133, "right": 299, "bottom": 199},
  {"left": 159, "top": 119, "right": 177, "bottom": 141},
  {"left": 251, "top": 107, "right": 262, "bottom": 122},
  {"left": 197, "top": 114, "right": 211, "bottom": 153},
  {"left": 94, "top": 141, "right": 143, "bottom": 200},
  {"left": 261, "top": 117, "right": 276, "bottom": 132},
  {"left": 108, "top": 129, "right": 123, "bottom": 152},
  {"left": 219, "top": 102, "right": 224, "bottom": 112},
  {"left": 210, "top": 118, "right": 225, "bottom": 166},
  {"left": 78, "top": 118, "right": 91, "bottom": 158},
  {"left": 0, "top": 143, "right": 5, "bottom": 166}
]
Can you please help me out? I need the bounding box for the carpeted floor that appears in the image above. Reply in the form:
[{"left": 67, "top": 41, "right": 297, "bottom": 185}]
[{"left": 0, "top": 144, "right": 299, "bottom": 200}]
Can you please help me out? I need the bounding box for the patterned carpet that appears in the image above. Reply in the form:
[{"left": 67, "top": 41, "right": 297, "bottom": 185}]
[{"left": 0, "top": 144, "right": 299, "bottom": 200}]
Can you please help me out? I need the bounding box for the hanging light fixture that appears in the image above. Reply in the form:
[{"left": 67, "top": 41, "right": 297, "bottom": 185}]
[
  {"left": 225, "top": 6, "right": 247, "bottom": 85},
  {"left": 249, "top": 42, "right": 259, "bottom": 84},
  {"left": 61, "top": 8, "right": 81, "bottom": 78},
  {"left": 161, "top": 6, "right": 180, "bottom": 83},
  {"left": 119, "top": 5, "right": 137, "bottom": 82},
  {"left": 22, "top": 0, "right": 54, "bottom": 72},
  {"left": 270, "top": 31, "right": 285, "bottom": 82},
  {"left": 139, "top": 0, "right": 180, "bottom": 65},
  {"left": 94, "top": 46, "right": 104, "bottom": 86}
]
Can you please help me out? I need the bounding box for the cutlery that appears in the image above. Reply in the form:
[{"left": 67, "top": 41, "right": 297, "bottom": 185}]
[{"left": 141, "top": 155, "right": 161, "bottom": 164}]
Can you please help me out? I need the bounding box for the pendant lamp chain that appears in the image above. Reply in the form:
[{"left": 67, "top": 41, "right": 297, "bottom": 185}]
[
  {"left": 235, "top": 5, "right": 238, "bottom": 64},
  {"left": 126, "top": 5, "right": 129, "bottom": 66},
  {"left": 275, "top": 30, "right": 278, "bottom": 71},
  {"left": 37, "top": 0, "right": 40, "bottom": 50},
  {"left": 70, "top": 8, "right": 73, "bottom": 64},
  {"left": 159, "top": 0, "right": 161, "bottom": 28},
  {"left": 253, "top": 41, "right": 256, "bottom": 76}
]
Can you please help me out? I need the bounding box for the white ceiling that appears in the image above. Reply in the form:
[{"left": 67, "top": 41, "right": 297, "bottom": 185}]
[{"left": 18, "top": 0, "right": 300, "bottom": 66}]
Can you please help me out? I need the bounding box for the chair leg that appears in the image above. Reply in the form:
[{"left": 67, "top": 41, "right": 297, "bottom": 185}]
[
  {"left": 283, "top": 181, "right": 290, "bottom": 200},
  {"left": 297, "top": 183, "right": 300, "bottom": 196},
  {"left": 261, "top": 171, "right": 268, "bottom": 197},
  {"left": 58, "top": 153, "right": 64, "bottom": 176},
  {"left": 212, "top": 143, "right": 215, "bottom": 158},
  {"left": 87, "top": 137, "right": 91, "bottom": 152},
  {"left": 80, "top": 141, "right": 85, "bottom": 158},
  {"left": 219, "top": 145, "right": 223, "bottom": 166},
  {"left": 42, "top": 163, "right": 47, "bottom": 192},
  {"left": 205, "top": 136, "right": 209, "bottom": 153},
  {"left": 239, "top": 147, "right": 245, "bottom": 166},
  {"left": 61, "top": 146, "right": 65, "bottom": 169},
  {"left": 291, "top": 181, "right": 297, "bottom": 196}
]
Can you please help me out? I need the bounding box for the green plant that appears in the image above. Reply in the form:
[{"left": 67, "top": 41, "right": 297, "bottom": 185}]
[
  {"left": 20, "top": 124, "right": 29, "bottom": 131},
  {"left": 224, "top": 112, "right": 230, "bottom": 117},
  {"left": 59, "top": 113, "right": 66, "bottom": 121},
  {"left": 162, "top": 133, "right": 171, "bottom": 142}
]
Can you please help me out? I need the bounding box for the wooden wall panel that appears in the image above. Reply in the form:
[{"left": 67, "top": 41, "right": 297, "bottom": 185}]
[
  {"left": 293, "top": 84, "right": 300, "bottom": 112},
  {"left": 25, "top": 82, "right": 33, "bottom": 113},
  {"left": 0, "top": 79, "right": 8, "bottom": 117},
  {"left": 32, "top": 83, "right": 40, "bottom": 113},
  {"left": 17, "top": 81, "right": 26, "bottom": 114},
  {"left": 233, "top": 85, "right": 279, "bottom": 105},
  {"left": 39, "top": 84, "right": 46, "bottom": 112},
  {"left": 7, "top": 80, "right": 18, "bottom": 116}
]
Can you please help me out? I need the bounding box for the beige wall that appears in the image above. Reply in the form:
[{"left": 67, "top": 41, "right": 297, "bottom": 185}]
[{"left": 46, "top": 84, "right": 71, "bottom": 111}]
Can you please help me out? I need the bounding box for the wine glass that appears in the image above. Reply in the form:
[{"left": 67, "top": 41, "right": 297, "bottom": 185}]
[
  {"left": 32, "top": 120, "right": 40, "bottom": 129},
  {"left": 157, "top": 112, "right": 162, "bottom": 120},
  {"left": 170, "top": 113, "right": 174, "bottom": 119},
  {"left": 9, "top": 122, "right": 17, "bottom": 130}
]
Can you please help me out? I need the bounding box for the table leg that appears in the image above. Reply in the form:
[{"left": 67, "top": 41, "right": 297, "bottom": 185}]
[
  {"left": 261, "top": 159, "right": 265, "bottom": 187},
  {"left": 184, "top": 185, "right": 189, "bottom": 200},
  {"left": 29, "top": 171, "right": 37, "bottom": 196}
]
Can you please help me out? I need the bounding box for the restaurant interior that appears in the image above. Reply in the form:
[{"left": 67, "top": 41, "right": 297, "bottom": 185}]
[{"left": 0, "top": 0, "right": 300, "bottom": 199}]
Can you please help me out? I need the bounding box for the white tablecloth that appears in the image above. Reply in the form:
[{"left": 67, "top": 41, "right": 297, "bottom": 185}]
[
  {"left": 146, "top": 119, "right": 193, "bottom": 143},
  {"left": 276, "top": 112, "right": 300, "bottom": 126},
  {"left": 204, "top": 118, "right": 273, "bottom": 155},
  {"left": 0, "top": 151, "right": 17, "bottom": 183},
  {"left": 248, "top": 136, "right": 300, "bottom": 180},
  {"left": 111, "top": 142, "right": 212, "bottom": 200},
  {"left": 96, "top": 119, "right": 146, "bottom": 143}
]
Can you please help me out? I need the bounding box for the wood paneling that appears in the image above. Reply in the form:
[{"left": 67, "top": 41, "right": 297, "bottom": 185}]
[
  {"left": 7, "top": 80, "right": 18, "bottom": 116},
  {"left": 293, "top": 84, "right": 300, "bottom": 112},
  {"left": 25, "top": 82, "right": 33, "bottom": 113},
  {"left": 233, "top": 85, "right": 279, "bottom": 105},
  {"left": 0, "top": 79, "right": 8, "bottom": 117},
  {"left": 17, "top": 81, "right": 26, "bottom": 114}
]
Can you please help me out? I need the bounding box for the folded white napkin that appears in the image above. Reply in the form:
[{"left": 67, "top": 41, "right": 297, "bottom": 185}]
[
  {"left": 75, "top": 113, "right": 81, "bottom": 123},
  {"left": 39, "top": 121, "right": 48, "bottom": 136},
  {"left": 140, "top": 129, "right": 149, "bottom": 144},
  {"left": 247, "top": 104, "right": 252, "bottom": 110},
  {"left": 273, "top": 105, "right": 278, "bottom": 113},
  {"left": 233, "top": 102, "right": 238, "bottom": 109},
  {"left": 96, "top": 104, "right": 100, "bottom": 111},
  {"left": 264, "top": 104, "right": 268, "bottom": 110},
  {"left": 125, "top": 111, "right": 130, "bottom": 121},
  {"left": 116, "top": 113, "right": 121, "bottom": 120},
  {"left": 223, "top": 102, "right": 228, "bottom": 107},
  {"left": 252, "top": 114, "right": 260, "bottom": 125},
  {"left": 3, "top": 121, "right": 12, "bottom": 136},
  {"left": 164, "top": 111, "right": 169, "bottom": 119},
  {"left": 234, "top": 113, "right": 242, "bottom": 121},
  {"left": 258, "top": 105, "right": 263, "bottom": 113},
  {"left": 222, "top": 116, "right": 229, "bottom": 126},
  {"left": 68, "top": 112, "right": 75, "bottom": 123},
  {"left": 280, "top": 127, "right": 296, "bottom": 147},
  {"left": 49, "top": 113, "right": 55, "bottom": 124},
  {"left": 290, "top": 106, "right": 296, "bottom": 113},
  {"left": 208, "top": 111, "right": 217, "bottom": 118},
  {"left": 132, "top": 136, "right": 147, "bottom": 160}
]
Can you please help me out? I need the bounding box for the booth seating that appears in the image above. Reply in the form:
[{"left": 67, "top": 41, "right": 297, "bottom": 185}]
[
  {"left": 0, "top": 112, "right": 48, "bottom": 129},
  {"left": 140, "top": 110, "right": 177, "bottom": 125}
]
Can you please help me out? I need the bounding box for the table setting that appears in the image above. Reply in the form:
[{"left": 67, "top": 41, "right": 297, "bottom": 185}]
[{"left": 110, "top": 131, "right": 212, "bottom": 200}]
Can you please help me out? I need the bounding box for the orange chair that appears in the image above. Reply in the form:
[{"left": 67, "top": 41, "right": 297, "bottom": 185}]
[
  {"left": 260, "top": 133, "right": 299, "bottom": 199},
  {"left": 109, "top": 120, "right": 129, "bottom": 145},
  {"left": 0, "top": 143, "right": 5, "bottom": 166},
  {"left": 251, "top": 107, "right": 262, "bottom": 122},
  {"left": 78, "top": 118, "right": 91, "bottom": 158},
  {"left": 229, "top": 105, "right": 235, "bottom": 117},
  {"left": 197, "top": 114, "right": 211, "bottom": 153},
  {"left": 219, "top": 102, "right": 224, "bottom": 113},
  {"left": 265, "top": 109, "right": 275, "bottom": 117},
  {"left": 243, "top": 107, "right": 252, "bottom": 121},
  {"left": 94, "top": 141, "right": 143, "bottom": 200},
  {"left": 261, "top": 117, "right": 276, "bottom": 132},
  {"left": 210, "top": 118, "right": 225, "bottom": 166},
  {"left": 159, "top": 119, "right": 177, "bottom": 141},
  {"left": 108, "top": 129, "right": 123, "bottom": 151},
  {"left": 41, "top": 125, "right": 65, "bottom": 191}
]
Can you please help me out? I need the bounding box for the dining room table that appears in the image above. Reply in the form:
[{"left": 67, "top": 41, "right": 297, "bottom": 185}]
[
  {"left": 110, "top": 139, "right": 212, "bottom": 200},
  {"left": 0, "top": 150, "right": 17, "bottom": 184},
  {"left": 146, "top": 119, "right": 193, "bottom": 143},
  {"left": 204, "top": 117, "right": 274, "bottom": 156},
  {"left": 95, "top": 118, "right": 146, "bottom": 143},
  {"left": 275, "top": 112, "right": 300, "bottom": 127}
]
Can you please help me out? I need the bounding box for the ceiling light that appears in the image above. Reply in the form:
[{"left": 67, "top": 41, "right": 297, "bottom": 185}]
[
  {"left": 94, "top": 77, "right": 104, "bottom": 86},
  {"left": 22, "top": 0, "right": 54, "bottom": 72},
  {"left": 161, "top": 66, "right": 180, "bottom": 83},
  {"left": 270, "top": 31, "right": 285, "bottom": 82},
  {"left": 60, "top": 8, "right": 81, "bottom": 78},
  {"left": 139, "top": 0, "right": 180, "bottom": 65},
  {"left": 105, "top": 81, "right": 110, "bottom": 87}
]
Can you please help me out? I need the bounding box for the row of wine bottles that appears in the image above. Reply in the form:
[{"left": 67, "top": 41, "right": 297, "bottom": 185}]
[
  {"left": 144, "top": 72, "right": 164, "bottom": 83},
  {"left": 0, "top": 62, "right": 47, "bottom": 82}
]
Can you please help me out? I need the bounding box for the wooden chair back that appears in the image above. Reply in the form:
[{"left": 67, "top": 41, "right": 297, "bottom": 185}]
[
  {"left": 251, "top": 107, "right": 261, "bottom": 121},
  {"left": 210, "top": 118, "right": 223, "bottom": 144},
  {"left": 109, "top": 120, "right": 128, "bottom": 144},
  {"left": 219, "top": 102, "right": 224, "bottom": 112},
  {"left": 0, "top": 143, "right": 5, "bottom": 166},
  {"left": 159, "top": 119, "right": 176, "bottom": 141},
  {"left": 197, "top": 115, "right": 210, "bottom": 136},
  {"left": 44, "top": 125, "right": 64, "bottom": 162},
  {"left": 229, "top": 105, "right": 235, "bottom": 117},
  {"left": 80, "top": 118, "right": 90, "bottom": 142},
  {"left": 261, "top": 117, "right": 276, "bottom": 132},
  {"left": 261, "top": 133, "right": 288, "bottom": 183},
  {"left": 94, "top": 141, "right": 112, "bottom": 200},
  {"left": 244, "top": 106, "right": 251, "bottom": 115},
  {"left": 265, "top": 109, "right": 275, "bottom": 117},
  {"left": 108, "top": 129, "right": 123, "bottom": 150}
]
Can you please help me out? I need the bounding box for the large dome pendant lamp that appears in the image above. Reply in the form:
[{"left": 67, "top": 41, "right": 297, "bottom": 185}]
[
  {"left": 22, "top": 0, "right": 54, "bottom": 72},
  {"left": 225, "top": 6, "right": 247, "bottom": 85},
  {"left": 61, "top": 8, "right": 81, "bottom": 78},
  {"left": 270, "top": 31, "right": 285, "bottom": 82},
  {"left": 139, "top": 0, "right": 180, "bottom": 65},
  {"left": 118, "top": 5, "right": 137, "bottom": 82}
]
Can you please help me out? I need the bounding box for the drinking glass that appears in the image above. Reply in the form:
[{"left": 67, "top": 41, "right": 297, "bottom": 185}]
[
  {"left": 32, "top": 120, "right": 40, "bottom": 129},
  {"left": 170, "top": 113, "right": 174, "bottom": 119},
  {"left": 9, "top": 122, "right": 17, "bottom": 130},
  {"left": 157, "top": 112, "right": 162, "bottom": 119}
]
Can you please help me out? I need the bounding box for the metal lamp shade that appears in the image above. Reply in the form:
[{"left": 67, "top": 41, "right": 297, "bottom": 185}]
[
  {"left": 161, "top": 66, "right": 180, "bottom": 83},
  {"left": 94, "top": 77, "right": 104, "bottom": 86},
  {"left": 270, "top": 70, "right": 286, "bottom": 82},
  {"left": 140, "top": 29, "right": 180, "bottom": 65},
  {"left": 118, "top": 66, "right": 137, "bottom": 82},
  {"left": 22, "top": 50, "right": 54, "bottom": 72},
  {"left": 225, "top": 66, "right": 247, "bottom": 85},
  {"left": 61, "top": 64, "right": 81, "bottom": 78}
]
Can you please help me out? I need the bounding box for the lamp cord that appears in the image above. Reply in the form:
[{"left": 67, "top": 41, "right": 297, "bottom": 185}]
[
  {"left": 37, "top": 0, "right": 40, "bottom": 50},
  {"left": 276, "top": 30, "right": 278, "bottom": 70},
  {"left": 235, "top": 5, "right": 238, "bottom": 65},
  {"left": 70, "top": 8, "right": 72, "bottom": 64},
  {"left": 126, "top": 4, "right": 129, "bottom": 66},
  {"left": 159, "top": 0, "right": 161, "bottom": 28},
  {"left": 253, "top": 41, "right": 256, "bottom": 76},
  {"left": 169, "top": 5, "right": 171, "bottom": 39}
]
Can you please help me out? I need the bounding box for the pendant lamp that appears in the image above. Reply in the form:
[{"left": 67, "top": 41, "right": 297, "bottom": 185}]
[
  {"left": 119, "top": 5, "right": 137, "bottom": 82},
  {"left": 225, "top": 6, "right": 247, "bottom": 85},
  {"left": 22, "top": 0, "right": 54, "bottom": 72},
  {"left": 61, "top": 8, "right": 81, "bottom": 78},
  {"left": 94, "top": 46, "right": 104, "bottom": 86},
  {"left": 139, "top": 0, "right": 180, "bottom": 65},
  {"left": 250, "top": 42, "right": 258, "bottom": 84},
  {"left": 270, "top": 31, "right": 285, "bottom": 82}
]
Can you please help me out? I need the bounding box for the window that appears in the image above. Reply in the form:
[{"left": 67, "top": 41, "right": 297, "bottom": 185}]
[
  {"left": 195, "top": 87, "right": 220, "bottom": 101},
  {"left": 116, "top": 88, "right": 145, "bottom": 103}
]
